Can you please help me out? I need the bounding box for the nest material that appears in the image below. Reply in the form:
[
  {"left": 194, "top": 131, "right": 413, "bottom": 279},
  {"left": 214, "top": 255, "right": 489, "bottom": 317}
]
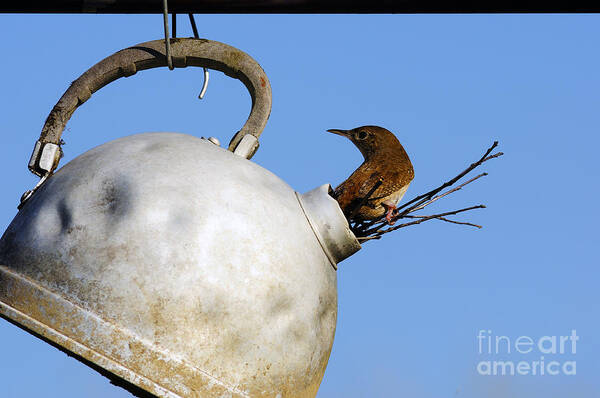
[{"left": 350, "top": 141, "right": 503, "bottom": 242}]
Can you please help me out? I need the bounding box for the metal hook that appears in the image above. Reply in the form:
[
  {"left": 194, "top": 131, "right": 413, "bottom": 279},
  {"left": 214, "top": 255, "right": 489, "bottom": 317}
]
[
  {"left": 162, "top": 0, "right": 173, "bottom": 70},
  {"left": 189, "top": 13, "right": 209, "bottom": 99},
  {"left": 199, "top": 68, "right": 209, "bottom": 99}
]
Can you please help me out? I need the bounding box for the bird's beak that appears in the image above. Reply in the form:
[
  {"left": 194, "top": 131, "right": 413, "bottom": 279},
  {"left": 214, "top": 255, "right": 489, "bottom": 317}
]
[{"left": 326, "top": 129, "right": 349, "bottom": 137}]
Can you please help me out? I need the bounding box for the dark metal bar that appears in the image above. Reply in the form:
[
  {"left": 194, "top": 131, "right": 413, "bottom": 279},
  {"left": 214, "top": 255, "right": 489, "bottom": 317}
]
[
  {"left": 188, "top": 13, "right": 199, "bottom": 38},
  {"left": 0, "top": 0, "right": 597, "bottom": 13},
  {"left": 172, "top": 12, "right": 176, "bottom": 38}
]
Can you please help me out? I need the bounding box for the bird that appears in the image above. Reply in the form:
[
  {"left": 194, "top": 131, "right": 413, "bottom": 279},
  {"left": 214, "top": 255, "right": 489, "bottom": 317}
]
[{"left": 327, "top": 125, "right": 414, "bottom": 224}]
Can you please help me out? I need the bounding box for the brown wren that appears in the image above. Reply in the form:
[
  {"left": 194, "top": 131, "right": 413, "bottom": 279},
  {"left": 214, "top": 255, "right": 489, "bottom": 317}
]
[{"left": 327, "top": 125, "right": 414, "bottom": 224}]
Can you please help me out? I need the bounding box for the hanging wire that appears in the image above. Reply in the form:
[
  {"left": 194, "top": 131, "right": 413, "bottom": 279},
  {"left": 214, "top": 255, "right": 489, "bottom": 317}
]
[
  {"left": 189, "top": 13, "right": 210, "bottom": 99},
  {"left": 162, "top": 0, "right": 173, "bottom": 70},
  {"left": 162, "top": 9, "right": 208, "bottom": 97}
]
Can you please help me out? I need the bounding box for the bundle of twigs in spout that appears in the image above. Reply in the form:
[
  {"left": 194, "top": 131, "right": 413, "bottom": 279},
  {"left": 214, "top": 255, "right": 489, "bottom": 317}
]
[{"left": 351, "top": 141, "right": 504, "bottom": 243}]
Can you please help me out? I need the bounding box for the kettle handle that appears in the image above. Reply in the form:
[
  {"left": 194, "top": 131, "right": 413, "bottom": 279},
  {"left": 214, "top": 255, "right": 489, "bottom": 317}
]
[{"left": 28, "top": 38, "right": 272, "bottom": 176}]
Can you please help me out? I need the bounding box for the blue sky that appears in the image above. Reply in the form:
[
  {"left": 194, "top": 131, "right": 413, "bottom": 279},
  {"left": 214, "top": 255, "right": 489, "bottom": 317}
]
[{"left": 0, "top": 14, "right": 599, "bottom": 397}]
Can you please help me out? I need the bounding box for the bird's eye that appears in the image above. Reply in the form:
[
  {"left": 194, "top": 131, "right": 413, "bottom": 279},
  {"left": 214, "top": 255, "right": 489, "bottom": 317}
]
[{"left": 357, "top": 131, "right": 368, "bottom": 140}]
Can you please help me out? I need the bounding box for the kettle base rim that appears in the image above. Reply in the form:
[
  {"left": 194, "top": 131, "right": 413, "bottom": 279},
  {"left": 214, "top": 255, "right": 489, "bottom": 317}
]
[{"left": 0, "top": 264, "right": 248, "bottom": 398}]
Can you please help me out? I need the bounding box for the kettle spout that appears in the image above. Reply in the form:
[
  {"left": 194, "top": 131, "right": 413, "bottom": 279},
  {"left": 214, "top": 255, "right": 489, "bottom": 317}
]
[{"left": 296, "top": 184, "right": 361, "bottom": 269}]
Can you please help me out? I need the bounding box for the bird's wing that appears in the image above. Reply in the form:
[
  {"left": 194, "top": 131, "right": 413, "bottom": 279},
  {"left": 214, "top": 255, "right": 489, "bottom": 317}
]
[
  {"left": 357, "top": 171, "right": 385, "bottom": 199},
  {"left": 333, "top": 165, "right": 387, "bottom": 213},
  {"left": 333, "top": 168, "right": 370, "bottom": 214},
  {"left": 355, "top": 163, "right": 411, "bottom": 202}
]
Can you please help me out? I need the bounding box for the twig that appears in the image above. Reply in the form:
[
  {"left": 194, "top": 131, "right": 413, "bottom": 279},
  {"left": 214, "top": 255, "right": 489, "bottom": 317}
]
[
  {"left": 357, "top": 235, "right": 382, "bottom": 242},
  {"left": 409, "top": 172, "right": 487, "bottom": 213},
  {"left": 403, "top": 215, "right": 482, "bottom": 229},
  {"left": 371, "top": 205, "right": 485, "bottom": 237},
  {"left": 483, "top": 152, "right": 504, "bottom": 162},
  {"left": 434, "top": 217, "right": 482, "bottom": 228}
]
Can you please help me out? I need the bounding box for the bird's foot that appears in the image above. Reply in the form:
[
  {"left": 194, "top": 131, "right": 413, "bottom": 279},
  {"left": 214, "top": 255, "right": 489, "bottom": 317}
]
[{"left": 382, "top": 202, "right": 397, "bottom": 225}]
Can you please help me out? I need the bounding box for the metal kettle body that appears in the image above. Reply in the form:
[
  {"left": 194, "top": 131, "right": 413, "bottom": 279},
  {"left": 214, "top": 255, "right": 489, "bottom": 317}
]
[{"left": 0, "top": 39, "right": 360, "bottom": 397}]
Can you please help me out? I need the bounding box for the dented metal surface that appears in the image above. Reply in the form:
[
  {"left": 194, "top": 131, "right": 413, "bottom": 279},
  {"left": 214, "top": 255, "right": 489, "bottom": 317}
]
[{"left": 0, "top": 132, "right": 361, "bottom": 397}]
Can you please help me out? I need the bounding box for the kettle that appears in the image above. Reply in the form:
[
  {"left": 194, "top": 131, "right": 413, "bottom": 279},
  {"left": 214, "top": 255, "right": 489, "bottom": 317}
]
[{"left": 0, "top": 38, "right": 361, "bottom": 397}]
